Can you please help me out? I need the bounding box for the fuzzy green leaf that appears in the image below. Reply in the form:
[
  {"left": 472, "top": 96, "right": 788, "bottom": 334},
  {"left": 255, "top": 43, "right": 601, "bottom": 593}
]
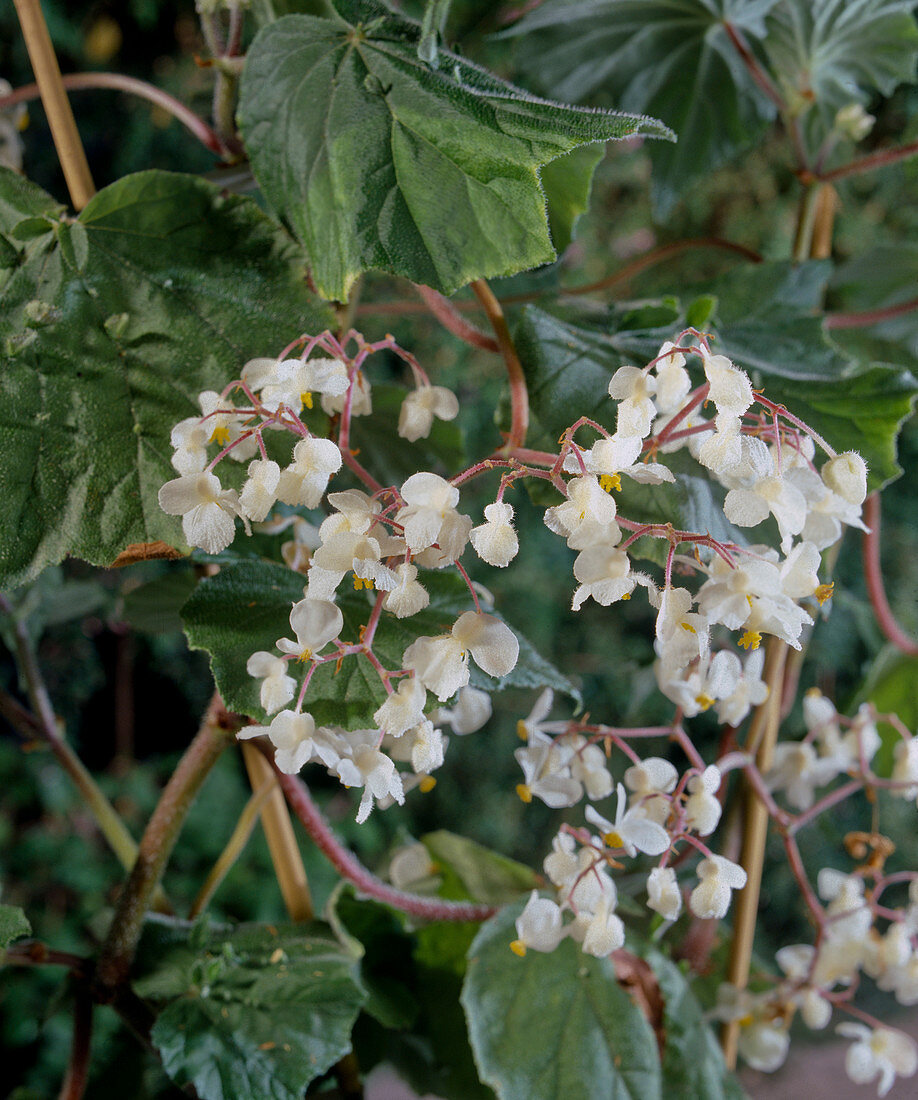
[
  {"left": 137, "top": 920, "right": 366, "bottom": 1100},
  {"left": 237, "top": 0, "right": 672, "bottom": 300},
  {"left": 506, "top": 0, "right": 780, "bottom": 217},
  {"left": 0, "top": 169, "right": 332, "bottom": 590},
  {"left": 180, "top": 560, "right": 579, "bottom": 727},
  {"left": 421, "top": 830, "right": 539, "bottom": 905},
  {"left": 462, "top": 903, "right": 662, "bottom": 1099}
]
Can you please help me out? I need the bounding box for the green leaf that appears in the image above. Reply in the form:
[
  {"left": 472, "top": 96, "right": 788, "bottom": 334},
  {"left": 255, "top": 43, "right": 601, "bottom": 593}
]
[
  {"left": 830, "top": 244, "right": 918, "bottom": 372},
  {"left": 238, "top": 1, "right": 672, "bottom": 300},
  {"left": 137, "top": 920, "right": 366, "bottom": 1100},
  {"left": 0, "top": 168, "right": 333, "bottom": 591},
  {"left": 421, "top": 830, "right": 539, "bottom": 905},
  {"left": 540, "top": 143, "right": 606, "bottom": 254},
  {"left": 0, "top": 903, "right": 31, "bottom": 950},
  {"left": 122, "top": 570, "right": 199, "bottom": 635},
  {"left": 764, "top": 366, "right": 918, "bottom": 491},
  {"left": 180, "top": 560, "right": 579, "bottom": 727},
  {"left": 506, "top": 0, "right": 780, "bottom": 217},
  {"left": 765, "top": 0, "right": 918, "bottom": 130},
  {"left": 418, "top": 0, "right": 452, "bottom": 65},
  {"left": 642, "top": 949, "right": 747, "bottom": 1099},
  {"left": 462, "top": 902, "right": 662, "bottom": 1099}
]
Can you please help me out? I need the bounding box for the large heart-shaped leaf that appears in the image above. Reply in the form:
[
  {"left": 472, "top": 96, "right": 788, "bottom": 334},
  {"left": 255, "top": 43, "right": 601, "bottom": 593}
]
[
  {"left": 0, "top": 169, "right": 332, "bottom": 590},
  {"left": 505, "top": 0, "right": 780, "bottom": 217},
  {"left": 462, "top": 903, "right": 662, "bottom": 1099},
  {"left": 238, "top": 0, "right": 672, "bottom": 300}
]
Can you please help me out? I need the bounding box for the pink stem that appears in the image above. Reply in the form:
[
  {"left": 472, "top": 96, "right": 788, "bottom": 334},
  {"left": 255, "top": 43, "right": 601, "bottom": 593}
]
[
  {"left": 862, "top": 494, "right": 918, "bottom": 656},
  {"left": 826, "top": 297, "right": 918, "bottom": 330},
  {"left": 0, "top": 72, "right": 225, "bottom": 156},
  {"left": 275, "top": 768, "right": 498, "bottom": 922},
  {"left": 414, "top": 285, "right": 499, "bottom": 352},
  {"left": 819, "top": 140, "right": 918, "bottom": 184}
]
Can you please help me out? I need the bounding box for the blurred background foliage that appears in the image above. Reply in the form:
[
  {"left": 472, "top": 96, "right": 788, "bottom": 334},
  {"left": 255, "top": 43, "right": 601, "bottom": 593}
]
[{"left": 2, "top": 0, "right": 918, "bottom": 1094}]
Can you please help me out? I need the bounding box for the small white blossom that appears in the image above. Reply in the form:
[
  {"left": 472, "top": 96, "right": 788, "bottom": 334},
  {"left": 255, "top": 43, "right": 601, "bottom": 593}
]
[
  {"left": 239, "top": 458, "right": 281, "bottom": 522},
  {"left": 275, "top": 599, "right": 343, "bottom": 661},
  {"left": 511, "top": 891, "right": 565, "bottom": 955},
  {"left": 398, "top": 384, "right": 459, "bottom": 441},
  {"left": 684, "top": 766, "right": 722, "bottom": 836},
  {"left": 836, "top": 1023, "right": 918, "bottom": 1098},
  {"left": 470, "top": 502, "right": 519, "bottom": 567},
  {"left": 246, "top": 651, "right": 296, "bottom": 715},
  {"left": 158, "top": 471, "right": 245, "bottom": 554},
  {"left": 585, "top": 783, "right": 670, "bottom": 857},
  {"left": 647, "top": 866, "right": 682, "bottom": 921},
  {"left": 689, "top": 855, "right": 747, "bottom": 919},
  {"left": 276, "top": 437, "right": 343, "bottom": 509}
]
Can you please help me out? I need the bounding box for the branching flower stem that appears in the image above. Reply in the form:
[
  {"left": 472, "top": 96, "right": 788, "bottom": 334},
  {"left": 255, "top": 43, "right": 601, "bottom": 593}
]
[
  {"left": 94, "top": 694, "right": 242, "bottom": 998},
  {"left": 414, "top": 284, "right": 500, "bottom": 351},
  {"left": 274, "top": 763, "right": 497, "bottom": 922},
  {"left": 862, "top": 494, "right": 918, "bottom": 657}
]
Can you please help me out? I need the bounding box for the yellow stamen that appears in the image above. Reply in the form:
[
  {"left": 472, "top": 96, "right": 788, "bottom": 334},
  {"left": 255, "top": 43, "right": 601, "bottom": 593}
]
[
  {"left": 516, "top": 719, "right": 530, "bottom": 741},
  {"left": 739, "top": 630, "right": 762, "bottom": 651},
  {"left": 599, "top": 473, "right": 622, "bottom": 493},
  {"left": 510, "top": 939, "right": 527, "bottom": 957},
  {"left": 352, "top": 576, "right": 374, "bottom": 591},
  {"left": 516, "top": 783, "right": 533, "bottom": 804},
  {"left": 300, "top": 391, "right": 313, "bottom": 410},
  {"left": 603, "top": 830, "right": 625, "bottom": 849},
  {"left": 680, "top": 621, "right": 696, "bottom": 634},
  {"left": 695, "top": 693, "right": 715, "bottom": 711},
  {"left": 419, "top": 776, "right": 437, "bottom": 793},
  {"left": 815, "top": 582, "right": 834, "bottom": 605},
  {"left": 209, "top": 425, "right": 230, "bottom": 446},
  {"left": 296, "top": 648, "right": 313, "bottom": 663},
  {"left": 18, "top": 110, "right": 30, "bottom": 132},
  {"left": 621, "top": 592, "right": 631, "bottom": 600}
]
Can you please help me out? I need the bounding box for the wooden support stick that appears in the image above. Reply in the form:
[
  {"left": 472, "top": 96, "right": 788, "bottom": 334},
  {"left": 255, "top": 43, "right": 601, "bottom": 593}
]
[{"left": 13, "top": 0, "right": 95, "bottom": 209}]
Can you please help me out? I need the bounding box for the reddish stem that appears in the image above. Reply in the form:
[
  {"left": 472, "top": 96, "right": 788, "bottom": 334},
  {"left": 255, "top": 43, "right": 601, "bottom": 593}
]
[
  {"left": 0, "top": 71, "right": 226, "bottom": 156},
  {"left": 819, "top": 139, "right": 918, "bottom": 183},
  {"left": 275, "top": 767, "right": 497, "bottom": 922},
  {"left": 826, "top": 297, "right": 918, "bottom": 330},
  {"left": 414, "top": 285, "right": 499, "bottom": 352},
  {"left": 862, "top": 494, "right": 918, "bottom": 657},
  {"left": 471, "top": 279, "right": 529, "bottom": 449},
  {"left": 58, "top": 983, "right": 93, "bottom": 1100}
]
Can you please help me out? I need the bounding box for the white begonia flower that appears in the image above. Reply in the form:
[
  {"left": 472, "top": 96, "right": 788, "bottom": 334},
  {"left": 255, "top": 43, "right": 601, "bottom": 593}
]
[
  {"left": 511, "top": 891, "right": 565, "bottom": 956},
  {"left": 739, "top": 1018, "right": 791, "bottom": 1073},
  {"left": 514, "top": 729, "right": 583, "bottom": 808},
  {"left": 767, "top": 741, "right": 840, "bottom": 810},
  {"left": 580, "top": 895, "right": 626, "bottom": 957},
  {"left": 571, "top": 545, "right": 653, "bottom": 610},
  {"left": 389, "top": 842, "right": 437, "bottom": 890},
  {"left": 543, "top": 476, "right": 621, "bottom": 550},
  {"left": 239, "top": 458, "right": 281, "bottom": 522},
  {"left": 158, "top": 471, "right": 245, "bottom": 554},
  {"left": 836, "top": 102, "right": 875, "bottom": 141},
  {"left": 715, "top": 647, "right": 769, "bottom": 727},
  {"left": 321, "top": 369, "right": 372, "bottom": 417},
  {"left": 319, "top": 489, "right": 381, "bottom": 540},
  {"left": 564, "top": 434, "right": 675, "bottom": 488},
  {"left": 517, "top": 688, "right": 564, "bottom": 742},
  {"left": 470, "top": 502, "right": 519, "bottom": 567},
  {"left": 383, "top": 563, "right": 430, "bottom": 618},
  {"left": 565, "top": 735, "right": 614, "bottom": 801},
  {"left": 653, "top": 586, "right": 710, "bottom": 670},
  {"left": 387, "top": 719, "right": 446, "bottom": 775},
  {"left": 398, "top": 384, "right": 459, "bottom": 442},
  {"left": 396, "top": 472, "right": 472, "bottom": 561},
  {"left": 822, "top": 452, "right": 868, "bottom": 505},
  {"left": 197, "top": 390, "right": 258, "bottom": 458},
  {"left": 653, "top": 341, "right": 691, "bottom": 414},
  {"left": 892, "top": 737, "right": 918, "bottom": 800},
  {"left": 701, "top": 350, "right": 754, "bottom": 418},
  {"left": 403, "top": 612, "right": 518, "bottom": 702},
  {"left": 257, "top": 356, "right": 349, "bottom": 414},
  {"left": 276, "top": 437, "right": 343, "bottom": 508},
  {"left": 607, "top": 365, "right": 657, "bottom": 438},
  {"left": 307, "top": 530, "right": 398, "bottom": 600},
  {"left": 246, "top": 651, "right": 297, "bottom": 715},
  {"left": 866, "top": 923, "right": 913, "bottom": 991},
  {"left": 623, "top": 757, "right": 677, "bottom": 825},
  {"left": 774, "top": 944, "right": 833, "bottom": 1030},
  {"left": 818, "top": 869, "right": 873, "bottom": 946},
  {"left": 647, "top": 866, "right": 682, "bottom": 921},
  {"left": 335, "top": 743, "right": 404, "bottom": 823},
  {"left": 543, "top": 831, "right": 580, "bottom": 888},
  {"left": 779, "top": 540, "right": 822, "bottom": 601},
  {"left": 836, "top": 1023, "right": 918, "bottom": 1098},
  {"left": 373, "top": 676, "right": 427, "bottom": 739},
  {"left": 236, "top": 710, "right": 340, "bottom": 775},
  {"left": 170, "top": 416, "right": 211, "bottom": 475},
  {"left": 585, "top": 783, "right": 670, "bottom": 858},
  {"left": 684, "top": 765, "right": 723, "bottom": 836},
  {"left": 430, "top": 686, "right": 492, "bottom": 735},
  {"left": 275, "top": 598, "right": 343, "bottom": 661},
  {"left": 724, "top": 470, "right": 809, "bottom": 553},
  {"left": 786, "top": 465, "right": 868, "bottom": 549},
  {"left": 689, "top": 855, "right": 747, "bottom": 919},
  {"left": 816, "top": 704, "right": 881, "bottom": 773}
]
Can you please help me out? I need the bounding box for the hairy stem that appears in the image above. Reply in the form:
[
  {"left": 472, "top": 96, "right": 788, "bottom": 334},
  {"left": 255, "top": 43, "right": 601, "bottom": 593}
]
[
  {"left": 275, "top": 764, "right": 497, "bottom": 922},
  {"left": 471, "top": 278, "right": 529, "bottom": 450},
  {"left": 0, "top": 72, "right": 226, "bottom": 156},
  {"left": 819, "top": 139, "right": 918, "bottom": 183},
  {"left": 415, "top": 284, "right": 499, "bottom": 351},
  {"left": 94, "top": 695, "right": 240, "bottom": 997},
  {"left": 721, "top": 638, "right": 788, "bottom": 1069},
  {"left": 240, "top": 741, "right": 314, "bottom": 921},
  {"left": 862, "top": 493, "right": 918, "bottom": 656}
]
